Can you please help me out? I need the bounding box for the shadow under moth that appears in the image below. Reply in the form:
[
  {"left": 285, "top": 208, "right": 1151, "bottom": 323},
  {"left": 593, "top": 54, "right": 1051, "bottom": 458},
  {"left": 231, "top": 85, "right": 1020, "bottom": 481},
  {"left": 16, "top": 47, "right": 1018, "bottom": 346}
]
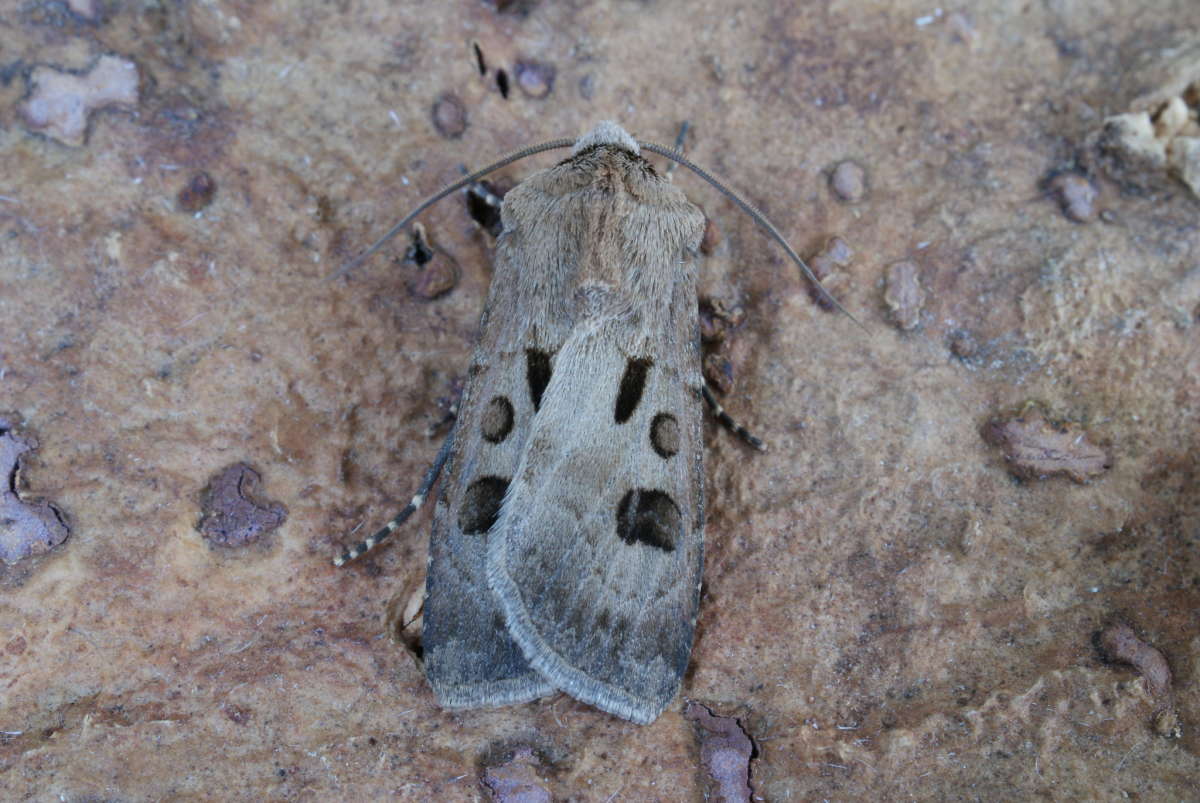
[{"left": 335, "top": 121, "right": 846, "bottom": 724}]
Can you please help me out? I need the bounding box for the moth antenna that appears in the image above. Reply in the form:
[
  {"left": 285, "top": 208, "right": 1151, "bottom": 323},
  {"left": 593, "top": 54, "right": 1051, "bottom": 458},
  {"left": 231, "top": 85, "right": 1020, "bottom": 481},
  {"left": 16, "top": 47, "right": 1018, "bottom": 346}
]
[
  {"left": 638, "top": 140, "right": 865, "bottom": 330},
  {"left": 329, "top": 137, "right": 575, "bottom": 281}
]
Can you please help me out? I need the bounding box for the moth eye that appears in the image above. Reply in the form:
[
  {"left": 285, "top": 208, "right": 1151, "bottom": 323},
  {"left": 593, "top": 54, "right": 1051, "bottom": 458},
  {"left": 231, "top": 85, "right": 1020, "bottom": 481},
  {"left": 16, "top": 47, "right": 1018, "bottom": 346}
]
[
  {"left": 480, "top": 395, "right": 514, "bottom": 443},
  {"left": 614, "top": 358, "right": 652, "bottom": 423},
  {"left": 615, "top": 488, "right": 680, "bottom": 552},
  {"left": 458, "top": 475, "right": 510, "bottom": 534},
  {"left": 650, "top": 413, "right": 679, "bottom": 458},
  {"left": 525, "top": 349, "right": 552, "bottom": 411}
]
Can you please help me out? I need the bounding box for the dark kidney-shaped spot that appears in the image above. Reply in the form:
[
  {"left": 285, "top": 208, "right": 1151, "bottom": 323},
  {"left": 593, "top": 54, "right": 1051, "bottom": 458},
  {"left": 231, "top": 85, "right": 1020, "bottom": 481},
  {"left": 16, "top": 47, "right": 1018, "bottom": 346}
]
[
  {"left": 481, "top": 396, "right": 514, "bottom": 443},
  {"left": 459, "top": 476, "right": 510, "bottom": 534},
  {"left": 650, "top": 412, "right": 679, "bottom": 458},
  {"left": 615, "top": 488, "right": 680, "bottom": 552},
  {"left": 526, "top": 349, "right": 552, "bottom": 411},
  {"left": 614, "top": 358, "right": 652, "bottom": 423}
]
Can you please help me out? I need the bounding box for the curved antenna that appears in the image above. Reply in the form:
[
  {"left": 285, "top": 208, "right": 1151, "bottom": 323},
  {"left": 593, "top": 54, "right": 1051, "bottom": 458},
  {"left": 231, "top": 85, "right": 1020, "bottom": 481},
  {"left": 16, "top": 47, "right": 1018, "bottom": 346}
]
[
  {"left": 328, "top": 137, "right": 575, "bottom": 281},
  {"left": 639, "top": 139, "right": 864, "bottom": 329}
]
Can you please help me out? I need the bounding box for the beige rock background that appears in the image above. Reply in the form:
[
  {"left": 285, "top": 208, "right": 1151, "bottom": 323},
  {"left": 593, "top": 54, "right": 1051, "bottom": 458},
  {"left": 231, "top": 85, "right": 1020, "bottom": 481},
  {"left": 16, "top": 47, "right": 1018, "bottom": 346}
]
[{"left": 1, "top": 0, "right": 1197, "bottom": 799}]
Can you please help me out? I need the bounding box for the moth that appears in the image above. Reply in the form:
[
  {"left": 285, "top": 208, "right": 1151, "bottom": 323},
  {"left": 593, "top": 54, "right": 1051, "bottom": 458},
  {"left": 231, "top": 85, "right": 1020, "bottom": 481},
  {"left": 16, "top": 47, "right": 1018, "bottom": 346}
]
[{"left": 335, "top": 121, "right": 846, "bottom": 724}]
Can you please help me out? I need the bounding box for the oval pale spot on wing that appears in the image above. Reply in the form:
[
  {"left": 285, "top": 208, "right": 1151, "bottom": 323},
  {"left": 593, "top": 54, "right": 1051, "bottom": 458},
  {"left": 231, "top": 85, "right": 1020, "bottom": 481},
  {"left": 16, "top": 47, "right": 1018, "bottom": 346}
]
[
  {"left": 649, "top": 412, "right": 679, "bottom": 458},
  {"left": 481, "top": 396, "right": 514, "bottom": 443},
  {"left": 458, "top": 475, "right": 510, "bottom": 534}
]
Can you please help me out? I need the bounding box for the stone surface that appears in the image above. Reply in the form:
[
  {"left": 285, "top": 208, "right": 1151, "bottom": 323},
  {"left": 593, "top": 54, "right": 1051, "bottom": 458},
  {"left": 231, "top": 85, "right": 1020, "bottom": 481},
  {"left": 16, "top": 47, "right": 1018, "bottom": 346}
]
[{"left": 1, "top": 1, "right": 1198, "bottom": 799}]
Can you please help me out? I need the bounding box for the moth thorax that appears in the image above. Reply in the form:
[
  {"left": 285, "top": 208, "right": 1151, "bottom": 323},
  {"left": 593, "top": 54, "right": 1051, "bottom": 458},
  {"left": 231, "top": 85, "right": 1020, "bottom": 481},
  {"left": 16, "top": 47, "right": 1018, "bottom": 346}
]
[{"left": 572, "top": 120, "right": 640, "bottom": 156}]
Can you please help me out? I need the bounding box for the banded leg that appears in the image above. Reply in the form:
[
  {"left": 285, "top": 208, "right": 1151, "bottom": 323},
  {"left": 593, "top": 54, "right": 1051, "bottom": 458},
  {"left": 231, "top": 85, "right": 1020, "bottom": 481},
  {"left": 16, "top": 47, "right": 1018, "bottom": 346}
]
[
  {"left": 702, "top": 384, "right": 766, "bottom": 452},
  {"left": 465, "top": 179, "right": 504, "bottom": 237},
  {"left": 334, "top": 430, "right": 456, "bottom": 566}
]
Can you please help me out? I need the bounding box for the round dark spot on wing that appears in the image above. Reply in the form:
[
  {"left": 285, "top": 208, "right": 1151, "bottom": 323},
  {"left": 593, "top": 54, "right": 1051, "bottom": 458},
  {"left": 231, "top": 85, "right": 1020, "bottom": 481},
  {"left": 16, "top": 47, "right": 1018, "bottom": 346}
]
[
  {"left": 615, "top": 489, "right": 681, "bottom": 552},
  {"left": 481, "top": 396, "right": 514, "bottom": 443},
  {"left": 458, "top": 476, "right": 509, "bottom": 534},
  {"left": 650, "top": 412, "right": 679, "bottom": 458}
]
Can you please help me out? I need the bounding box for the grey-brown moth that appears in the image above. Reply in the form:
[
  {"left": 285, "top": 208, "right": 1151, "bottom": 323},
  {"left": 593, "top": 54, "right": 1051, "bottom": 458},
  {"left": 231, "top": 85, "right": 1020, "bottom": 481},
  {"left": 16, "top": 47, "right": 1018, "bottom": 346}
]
[{"left": 336, "top": 121, "right": 846, "bottom": 725}]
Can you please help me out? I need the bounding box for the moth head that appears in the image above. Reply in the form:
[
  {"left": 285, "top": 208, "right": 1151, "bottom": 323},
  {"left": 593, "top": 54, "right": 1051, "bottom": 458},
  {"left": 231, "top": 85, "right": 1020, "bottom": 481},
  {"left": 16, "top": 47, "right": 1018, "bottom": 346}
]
[{"left": 572, "top": 120, "right": 640, "bottom": 157}]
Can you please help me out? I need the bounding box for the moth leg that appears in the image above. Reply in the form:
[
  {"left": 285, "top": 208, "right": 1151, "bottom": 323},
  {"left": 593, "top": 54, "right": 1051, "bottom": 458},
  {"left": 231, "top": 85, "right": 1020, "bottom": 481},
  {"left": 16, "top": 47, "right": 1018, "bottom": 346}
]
[
  {"left": 701, "top": 384, "right": 766, "bottom": 452},
  {"left": 664, "top": 120, "right": 691, "bottom": 176},
  {"left": 426, "top": 394, "right": 459, "bottom": 438},
  {"left": 465, "top": 180, "right": 505, "bottom": 237},
  {"left": 333, "top": 430, "right": 455, "bottom": 566}
]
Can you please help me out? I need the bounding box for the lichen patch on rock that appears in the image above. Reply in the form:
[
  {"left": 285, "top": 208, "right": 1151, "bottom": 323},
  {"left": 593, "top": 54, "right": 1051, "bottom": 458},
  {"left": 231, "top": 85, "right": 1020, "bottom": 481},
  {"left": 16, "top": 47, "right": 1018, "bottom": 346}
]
[
  {"left": 20, "top": 55, "right": 139, "bottom": 147},
  {"left": 196, "top": 463, "right": 286, "bottom": 548},
  {"left": 983, "top": 405, "right": 1110, "bottom": 483},
  {"left": 0, "top": 422, "right": 69, "bottom": 565}
]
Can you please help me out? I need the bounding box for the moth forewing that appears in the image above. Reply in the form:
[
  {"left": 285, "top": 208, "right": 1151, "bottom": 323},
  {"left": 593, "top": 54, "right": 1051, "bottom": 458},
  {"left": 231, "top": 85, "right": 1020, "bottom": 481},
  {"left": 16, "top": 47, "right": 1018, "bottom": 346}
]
[
  {"left": 425, "top": 125, "right": 707, "bottom": 723},
  {"left": 483, "top": 188, "right": 707, "bottom": 723}
]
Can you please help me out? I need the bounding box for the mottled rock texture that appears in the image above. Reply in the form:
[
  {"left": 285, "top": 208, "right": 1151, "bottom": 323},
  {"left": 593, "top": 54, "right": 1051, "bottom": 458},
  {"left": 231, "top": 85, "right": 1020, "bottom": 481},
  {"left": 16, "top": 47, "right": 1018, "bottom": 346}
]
[{"left": 1, "top": 1, "right": 1197, "bottom": 799}]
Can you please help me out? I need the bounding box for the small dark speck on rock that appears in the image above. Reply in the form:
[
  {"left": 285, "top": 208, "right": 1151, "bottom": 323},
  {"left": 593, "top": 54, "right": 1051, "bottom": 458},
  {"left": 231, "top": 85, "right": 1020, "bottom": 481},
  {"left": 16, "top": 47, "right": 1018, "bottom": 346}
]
[
  {"left": 578, "top": 73, "right": 595, "bottom": 100},
  {"left": 1155, "top": 709, "right": 1182, "bottom": 738},
  {"left": 223, "top": 704, "right": 251, "bottom": 725},
  {"left": 197, "top": 462, "right": 286, "bottom": 547},
  {"left": 177, "top": 171, "right": 217, "bottom": 213},
  {"left": 405, "top": 223, "right": 459, "bottom": 300},
  {"left": 482, "top": 746, "right": 551, "bottom": 802},
  {"left": 1096, "top": 622, "right": 1173, "bottom": 700},
  {"left": 1096, "top": 621, "right": 1180, "bottom": 737},
  {"left": 884, "top": 259, "right": 925, "bottom": 330},
  {"left": 514, "top": 60, "right": 555, "bottom": 98},
  {"left": 830, "top": 159, "right": 868, "bottom": 202},
  {"left": 404, "top": 222, "right": 434, "bottom": 266},
  {"left": 431, "top": 92, "right": 467, "bottom": 139},
  {"left": 698, "top": 297, "right": 745, "bottom": 345},
  {"left": 1046, "top": 172, "right": 1098, "bottom": 222},
  {"left": 949, "top": 329, "right": 978, "bottom": 359},
  {"left": 807, "top": 236, "right": 853, "bottom": 311},
  {"left": 982, "top": 404, "right": 1110, "bottom": 483}
]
